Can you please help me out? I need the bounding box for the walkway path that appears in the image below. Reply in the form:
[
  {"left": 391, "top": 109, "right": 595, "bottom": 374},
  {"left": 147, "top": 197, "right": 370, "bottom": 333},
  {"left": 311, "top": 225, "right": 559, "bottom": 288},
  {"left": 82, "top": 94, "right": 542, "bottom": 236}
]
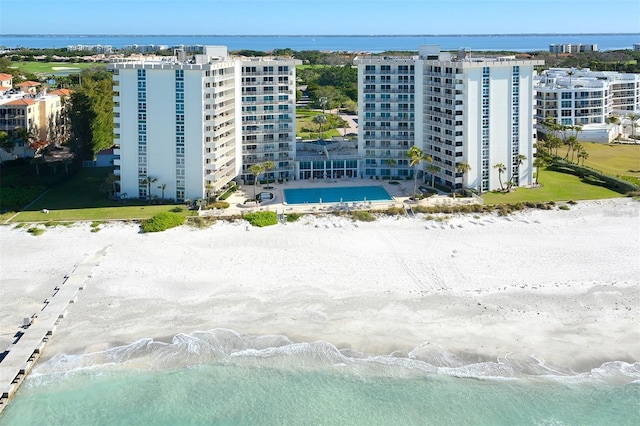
[{"left": 0, "top": 246, "right": 110, "bottom": 414}]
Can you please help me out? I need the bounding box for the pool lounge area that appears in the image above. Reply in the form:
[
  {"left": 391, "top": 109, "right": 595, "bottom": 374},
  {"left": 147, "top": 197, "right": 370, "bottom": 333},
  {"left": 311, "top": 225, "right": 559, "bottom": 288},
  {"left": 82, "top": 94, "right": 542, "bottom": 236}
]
[{"left": 283, "top": 185, "right": 393, "bottom": 205}]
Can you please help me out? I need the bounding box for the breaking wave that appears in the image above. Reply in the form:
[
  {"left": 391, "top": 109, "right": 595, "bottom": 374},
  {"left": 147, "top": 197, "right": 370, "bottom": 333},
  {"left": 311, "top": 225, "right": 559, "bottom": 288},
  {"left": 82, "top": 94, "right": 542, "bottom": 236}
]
[{"left": 31, "top": 328, "right": 640, "bottom": 386}]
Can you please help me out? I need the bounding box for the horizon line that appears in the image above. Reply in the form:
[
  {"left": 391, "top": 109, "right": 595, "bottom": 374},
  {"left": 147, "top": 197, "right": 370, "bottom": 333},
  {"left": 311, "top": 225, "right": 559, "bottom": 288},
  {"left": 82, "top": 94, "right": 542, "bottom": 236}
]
[{"left": 2, "top": 32, "right": 639, "bottom": 37}]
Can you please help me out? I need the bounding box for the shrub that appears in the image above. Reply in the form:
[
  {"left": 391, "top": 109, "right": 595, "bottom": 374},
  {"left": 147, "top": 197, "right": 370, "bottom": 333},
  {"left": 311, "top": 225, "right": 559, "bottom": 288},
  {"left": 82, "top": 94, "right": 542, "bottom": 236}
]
[
  {"left": 219, "top": 185, "right": 238, "bottom": 200},
  {"left": 244, "top": 211, "right": 277, "bottom": 227},
  {"left": 384, "top": 206, "right": 405, "bottom": 215},
  {"left": 559, "top": 205, "right": 570, "bottom": 210},
  {"left": 91, "top": 221, "right": 101, "bottom": 228},
  {"left": 188, "top": 216, "right": 216, "bottom": 228},
  {"left": 170, "top": 207, "right": 184, "bottom": 213},
  {"left": 567, "top": 200, "right": 578, "bottom": 205},
  {"left": 286, "top": 212, "right": 302, "bottom": 222},
  {"left": 210, "top": 201, "right": 230, "bottom": 209},
  {"left": 27, "top": 227, "right": 45, "bottom": 236},
  {"left": 141, "top": 212, "right": 185, "bottom": 233},
  {"left": 351, "top": 211, "right": 376, "bottom": 222},
  {"left": 548, "top": 160, "right": 639, "bottom": 194}
]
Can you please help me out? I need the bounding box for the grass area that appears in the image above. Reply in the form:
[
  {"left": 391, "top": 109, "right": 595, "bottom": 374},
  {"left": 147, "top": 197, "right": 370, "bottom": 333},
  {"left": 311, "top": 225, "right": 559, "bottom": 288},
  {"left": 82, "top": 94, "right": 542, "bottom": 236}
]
[
  {"left": 7, "top": 167, "right": 195, "bottom": 223},
  {"left": 581, "top": 142, "right": 640, "bottom": 177},
  {"left": 296, "top": 109, "right": 343, "bottom": 139},
  {"left": 11, "top": 205, "right": 196, "bottom": 222},
  {"left": 482, "top": 168, "right": 622, "bottom": 204},
  {"left": 13, "top": 61, "right": 105, "bottom": 75}
]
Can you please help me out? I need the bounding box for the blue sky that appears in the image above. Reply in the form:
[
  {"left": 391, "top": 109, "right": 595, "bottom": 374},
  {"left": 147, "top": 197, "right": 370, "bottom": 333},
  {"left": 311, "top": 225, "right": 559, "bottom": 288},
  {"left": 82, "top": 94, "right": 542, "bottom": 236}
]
[{"left": 1, "top": 0, "right": 638, "bottom": 35}]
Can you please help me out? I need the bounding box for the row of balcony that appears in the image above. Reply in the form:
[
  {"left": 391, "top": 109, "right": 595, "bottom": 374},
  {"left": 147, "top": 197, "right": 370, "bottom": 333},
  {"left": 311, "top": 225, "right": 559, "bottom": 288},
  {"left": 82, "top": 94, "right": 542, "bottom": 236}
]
[{"left": 242, "top": 70, "right": 294, "bottom": 77}]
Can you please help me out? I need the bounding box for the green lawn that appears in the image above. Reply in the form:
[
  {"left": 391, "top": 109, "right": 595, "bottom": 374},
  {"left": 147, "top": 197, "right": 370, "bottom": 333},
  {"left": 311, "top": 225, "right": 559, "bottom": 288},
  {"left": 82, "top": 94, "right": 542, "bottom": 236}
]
[
  {"left": 296, "top": 109, "right": 343, "bottom": 139},
  {"left": 13, "top": 61, "right": 106, "bottom": 75},
  {"left": 481, "top": 168, "right": 622, "bottom": 204},
  {"left": 12, "top": 205, "right": 194, "bottom": 222},
  {"left": 581, "top": 142, "right": 640, "bottom": 177},
  {"left": 8, "top": 168, "right": 195, "bottom": 222}
]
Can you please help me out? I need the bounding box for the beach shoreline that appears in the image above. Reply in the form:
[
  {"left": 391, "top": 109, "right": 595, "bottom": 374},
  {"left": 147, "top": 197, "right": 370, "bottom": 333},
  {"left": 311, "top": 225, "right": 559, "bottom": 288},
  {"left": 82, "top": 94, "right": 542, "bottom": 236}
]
[{"left": 1, "top": 198, "right": 638, "bottom": 375}]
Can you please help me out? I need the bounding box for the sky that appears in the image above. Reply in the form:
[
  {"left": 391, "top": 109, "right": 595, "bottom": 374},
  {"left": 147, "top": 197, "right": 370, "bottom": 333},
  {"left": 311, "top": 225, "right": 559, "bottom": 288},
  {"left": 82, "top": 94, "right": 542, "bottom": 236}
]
[{"left": 1, "top": 0, "right": 639, "bottom": 35}]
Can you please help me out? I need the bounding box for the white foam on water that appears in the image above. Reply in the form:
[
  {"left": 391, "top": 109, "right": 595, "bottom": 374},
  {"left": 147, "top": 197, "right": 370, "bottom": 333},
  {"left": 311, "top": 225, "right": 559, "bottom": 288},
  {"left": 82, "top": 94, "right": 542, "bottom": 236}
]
[{"left": 31, "top": 328, "right": 640, "bottom": 386}]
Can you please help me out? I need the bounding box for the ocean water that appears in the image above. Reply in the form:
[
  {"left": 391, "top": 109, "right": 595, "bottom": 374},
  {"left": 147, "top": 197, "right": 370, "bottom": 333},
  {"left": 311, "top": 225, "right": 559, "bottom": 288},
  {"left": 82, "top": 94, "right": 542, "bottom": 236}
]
[
  {"left": 1, "top": 330, "right": 638, "bottom": 425},
  {"left": 1, "top": 34, "right": 639, "bottom": 52}
]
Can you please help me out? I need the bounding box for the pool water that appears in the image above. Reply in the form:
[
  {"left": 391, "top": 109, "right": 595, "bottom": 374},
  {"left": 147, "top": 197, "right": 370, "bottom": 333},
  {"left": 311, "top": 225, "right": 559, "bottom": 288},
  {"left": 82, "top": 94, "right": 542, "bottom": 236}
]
[{"left": 283, "top": 185, "right": 393, "bottom": 204}]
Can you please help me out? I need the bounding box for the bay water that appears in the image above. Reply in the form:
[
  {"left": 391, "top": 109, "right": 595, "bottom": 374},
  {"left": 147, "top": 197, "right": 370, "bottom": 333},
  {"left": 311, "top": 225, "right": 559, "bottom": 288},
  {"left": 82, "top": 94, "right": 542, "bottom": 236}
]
[
  {"left": 1, "top": 34, "right": 639, "bottom": 52},
  {"left": 1, "top": 329, "right": 638, "bottom": 425}
]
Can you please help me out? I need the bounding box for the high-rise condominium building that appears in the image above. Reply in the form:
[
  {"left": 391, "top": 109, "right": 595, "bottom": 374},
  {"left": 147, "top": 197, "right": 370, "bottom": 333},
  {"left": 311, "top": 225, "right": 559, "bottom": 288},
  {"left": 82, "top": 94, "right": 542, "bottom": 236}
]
[
  {"left": 534, "top": 68, "right": 640, "bottom": 137},
  {"left": 110, "top": 47, "right": 298, "bottom": 202},
  {"left": 240, "top": 58, "right": 299, "bottom": 182},
  {"left": 356, "top": 46, "right": 543, "bottom": 192}
]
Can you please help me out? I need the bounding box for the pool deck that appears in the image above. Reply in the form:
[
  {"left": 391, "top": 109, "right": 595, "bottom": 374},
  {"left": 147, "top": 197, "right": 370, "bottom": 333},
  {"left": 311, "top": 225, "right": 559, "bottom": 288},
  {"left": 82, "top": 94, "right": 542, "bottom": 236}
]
[{"left": 202, "top": 178, "right": 480, "bottom": 217}]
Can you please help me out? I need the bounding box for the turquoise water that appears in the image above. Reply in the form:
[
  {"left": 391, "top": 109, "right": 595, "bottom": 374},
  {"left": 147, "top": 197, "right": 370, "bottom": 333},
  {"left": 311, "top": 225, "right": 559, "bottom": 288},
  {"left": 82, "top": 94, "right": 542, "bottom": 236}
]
[
  {"left": 284, "top": 185, "right": 393, "bottom": 204},
  {"left": 1, "top": 330, "right": 639, "bottom": 425}
]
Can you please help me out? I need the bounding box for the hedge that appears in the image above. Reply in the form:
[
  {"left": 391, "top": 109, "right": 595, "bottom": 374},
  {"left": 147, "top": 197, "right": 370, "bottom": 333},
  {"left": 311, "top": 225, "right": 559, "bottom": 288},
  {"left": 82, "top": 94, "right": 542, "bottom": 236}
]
[
  {"left": 548, "top": 160, "right": 639, "bottom": 194},
  {"left": 141, "top": 212, "right": 185, "bottom": 233},
  {"left": 244, "top": 211, "right": 277, "bottom": 227}
]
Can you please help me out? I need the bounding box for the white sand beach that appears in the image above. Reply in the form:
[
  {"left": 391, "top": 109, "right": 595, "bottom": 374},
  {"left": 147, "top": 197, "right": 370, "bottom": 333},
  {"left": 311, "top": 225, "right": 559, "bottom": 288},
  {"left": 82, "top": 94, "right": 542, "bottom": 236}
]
[{"left": 1, "top": 198, "right": 638, "bottom": 373}]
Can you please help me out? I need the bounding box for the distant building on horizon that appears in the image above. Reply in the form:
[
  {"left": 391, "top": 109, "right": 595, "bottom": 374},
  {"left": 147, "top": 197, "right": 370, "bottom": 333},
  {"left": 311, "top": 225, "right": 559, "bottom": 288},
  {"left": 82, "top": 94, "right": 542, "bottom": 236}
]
[{"left": 549, "top": 43, "right": 598, "bottom": 54}]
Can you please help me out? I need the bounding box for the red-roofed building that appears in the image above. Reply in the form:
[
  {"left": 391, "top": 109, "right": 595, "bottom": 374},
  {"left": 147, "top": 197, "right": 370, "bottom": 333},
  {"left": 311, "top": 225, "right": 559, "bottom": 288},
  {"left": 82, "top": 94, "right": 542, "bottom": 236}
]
[
  {"left": 0, "top": 90, "right": 68, "bottom": 158},
  {"left": 15, "top": 81, "right": 41, "bottom": 94},
  {"left": 0, "top": 73, "right": 12, "bottom": 89}
]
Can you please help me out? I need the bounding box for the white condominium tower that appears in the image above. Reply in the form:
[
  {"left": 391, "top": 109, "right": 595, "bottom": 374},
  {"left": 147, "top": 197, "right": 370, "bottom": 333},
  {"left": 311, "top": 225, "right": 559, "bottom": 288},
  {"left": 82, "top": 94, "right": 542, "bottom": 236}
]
[
  {"left": 110, "top": 47, "right": 298, "bottom": 202},
  {"left": 534, "top": 68, "right": 640, "bottom": 142},
  {"left": 240, "top": 57, "right": 299, "bottom": 182},
  {"left": 356, "top": 46, "right": 543, "bottom": 192}
]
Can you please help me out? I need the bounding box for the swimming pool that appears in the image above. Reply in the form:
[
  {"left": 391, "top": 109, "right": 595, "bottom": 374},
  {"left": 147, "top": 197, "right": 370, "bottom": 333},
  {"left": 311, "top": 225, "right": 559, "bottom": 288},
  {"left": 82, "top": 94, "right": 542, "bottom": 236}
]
[{"left": 283, "top": 185, "right": 393, "bottom": 204}]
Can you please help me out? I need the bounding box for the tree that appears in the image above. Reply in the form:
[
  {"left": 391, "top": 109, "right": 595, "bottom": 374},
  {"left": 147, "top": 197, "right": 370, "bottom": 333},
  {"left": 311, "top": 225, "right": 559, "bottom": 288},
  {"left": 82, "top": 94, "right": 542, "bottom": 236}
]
[
  {"left": 454, "top": 161, "right": 471, "bottom": 196},
  {"left": 312, "top": 114, "right": 327, "bottom": 139},
  {"left": 493, "top": 163, "right": 506, "bottom": 191},
  {"left": 407, "top": 146, "right": 432, "bottom": 199},
  {"left": 577, "top": 149, "right": 589, "bottom": 165},
  {"left": 385, "top": 158, "right": 397, "bottom": 179},
  {"left": 69, "top": 69, "right": 114, "bottom": 159},
  {"left": 426, "top": 164, "right": 441, "bottom": 189},
  {"left": 263, "top": 161, "right": 275, "bottom": 186},
  {"left": 248, "top": 163, "right": 265, "bottom": 201},
  {"left": 571, "top": 142, "right": 583, "bottom": 164},
  {"left": 30, "top": 156, "right": 43, "bottom": 176},
  {"left": 141, "top": 176, "right": 157, "bottom": 201},
  {"left": 157, "top": 183, "right": 167, "bottom": 200},
  {"left": 627, "top": 113, "right": 640, "bottom": 142},
  {"left": 516, "top": 154, "right": 527, "bottom": 184},
  {"left": 533, "top": 157, "right": 547, "bottom": 185}
]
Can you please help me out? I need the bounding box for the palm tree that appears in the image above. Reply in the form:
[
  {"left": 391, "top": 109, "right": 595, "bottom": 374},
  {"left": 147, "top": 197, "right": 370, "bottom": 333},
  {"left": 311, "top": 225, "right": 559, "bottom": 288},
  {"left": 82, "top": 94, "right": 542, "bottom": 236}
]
[
  {"left": 263, "top": 160, "right": 275, "bottom": 187},
  {"left": 627, "top": 113, "right": 640, "bottom": 142},
  {"left": 385, "top": 158, "right": 397, "bottom": 180},
  {"left": 577, "top": 149, "right": 589, "bottom": 165},
  {"left": 407, "top": 146, "right": 432, "bottom": 199},
  {"left": 426, "top": 164, "right": 440, "bottom": 188},
  {"left": 141, "top": 176, "right": 157, "bottom": 201},
  {"left": 248, "top": 163, "right": 265, "bottom": 201},
  {"left": 493, "top": 163, "right": 506, "bottom": 191},
  {"left": 312, "top": 114, "right": 327, "bottom": 140},
  {"left": 533, "top": 157, "right": 547, "bottom": 185},
  {"left": 515, "top": 154, "right": 526, "bottom": 185},
  {"left": 566, "top": 69, "right": 575, "bottom": 86},
  {"left": 455, "top": 161, "right": 471, "bottom": 192},
  {"left": 157, "top": 183, "right": 167, "bottom": 200},
  {"left": 571, "top": 142, "right": 583, "bottom": 164}
]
